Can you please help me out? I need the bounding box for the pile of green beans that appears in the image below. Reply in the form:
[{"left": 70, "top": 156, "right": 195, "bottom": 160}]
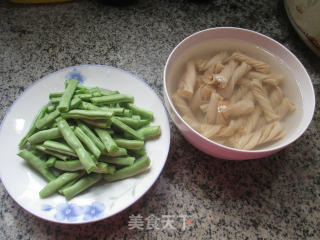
[{"left": 17, "top": 79, "right": 160, "bottom": 200}]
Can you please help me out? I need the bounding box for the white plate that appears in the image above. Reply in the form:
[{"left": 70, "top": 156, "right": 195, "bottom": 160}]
[
  {"left": 0, "top": 65, "right": 170, "bottom": 224},
  {"left": 284, "top": 0, "right": 320, "bottom": 57}
]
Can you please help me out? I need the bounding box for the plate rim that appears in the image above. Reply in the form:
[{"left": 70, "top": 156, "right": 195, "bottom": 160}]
[{"left": 284, "top": 0, "right": 320, "bottom": 58}]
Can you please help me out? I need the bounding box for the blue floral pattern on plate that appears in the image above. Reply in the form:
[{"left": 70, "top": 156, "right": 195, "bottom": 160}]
[
  {"left": 83, "top": 202, "right": 105, "bottom": 221},
  {"left": 42, "top": 202, "right": 105, "bottom": 222},
  {"left": 41, "top": 204, "right": 52, "bottom": 211},
  {"left": 65, "top": 68, "right": 85, "bottom": 83}
]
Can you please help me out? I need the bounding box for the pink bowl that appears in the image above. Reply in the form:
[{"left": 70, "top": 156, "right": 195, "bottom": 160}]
[{"left": 163, "top": 27, "right": 315, "bottom": 160}]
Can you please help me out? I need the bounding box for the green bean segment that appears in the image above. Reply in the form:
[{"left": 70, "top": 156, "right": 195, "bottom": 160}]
[
  {"left": 28, "top": 126, "right": 75, "bottom": 145},
  {"left": 82, "top": 119, "right": 111, "bottom": 129},
  {"left": 45, "top": 156, "right": 56, "bottom": 168},
  {"left": 19, "top": 106, "right": 47, "bottom": 149},
  {"left": 115, "top": 117, "right": 150, "bottom": 129},
  {"left": 49, "top": 92, "right": 64, "bottom": 98},
  {"left": 57, "top": 118, "right": 96, "bottom": 173},
  {"left": 111, "top": 117, "right": 143, "bottom": 140},
  {"left": 95, "top": 128, "right": 118, "bottom": 153},
  {"left": 104, "top": 155, "right": 150, "bottom": 182},
  {"left": 102, "top": 147, "right": 127, "bottom": 157},
  {"left": 77, "top": 121, "right": 105, "bottom": 152},
  {"left": 100, "top": 156, "right": 135, "bottom": 166},
  {"left": 126, "top": 103, "right": 154, "bottom": 120},
  {"left": 130, "top": 146, "right": 146, "bottom": 156},
  {"left": 137, "top": 125, "right": 161, "bottom": 140},
  {"left": 57, "top": 79, "right": 78, "bottom": 113},
  {"left": 43, "top": 140, "right": 77, "bottom": 157},
  {"left": 114, "top": 138, "right": 144, "bottom": 150},
  {"left": 40, "top": 172, "right": 83, "bottom": 198},
  {"left": 91, "top": 93, "right": 134, "bottom": 105},
  {"left": 18, "top": 149, "right": 56, "bottom": 182},
  {"left": 35, "top": 145, "right": 69, "bottom": 161},
  {"left": 61, "top": 173, "right": 102, "bottom": 200},
  {"left": 54, "top": 160, "right": 84, "bottom": 171},
  {"left": 61, "top": 109, "right": 113, "bottom": 120},
  {"left": 74, "top": 127, "right": 101, "bottom": 159},
  {"left": 28, "top": 127, "right": 62, "bottom": 144},
  {"left": 36, "top": 109, "right": 60, "bottom": 130}
]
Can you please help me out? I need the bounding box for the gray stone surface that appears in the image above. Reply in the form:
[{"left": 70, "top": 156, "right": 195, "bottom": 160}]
[{"left": 0, "top": 0, "right": 319, "bottom": 239}]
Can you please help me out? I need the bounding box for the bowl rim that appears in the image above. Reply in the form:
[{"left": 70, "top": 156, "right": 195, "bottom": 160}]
[{"left": 163, "top": 27, "right": 315, "bottom": 154}]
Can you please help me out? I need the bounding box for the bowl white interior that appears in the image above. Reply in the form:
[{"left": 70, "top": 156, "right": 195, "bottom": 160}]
[{"left": 165, "top": 27, "right": 315, "bottom": 152}]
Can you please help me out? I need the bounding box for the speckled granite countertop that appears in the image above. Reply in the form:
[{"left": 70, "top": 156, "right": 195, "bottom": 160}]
[{"left": 0, "top": 0, "right": 319, "bottom": 239}]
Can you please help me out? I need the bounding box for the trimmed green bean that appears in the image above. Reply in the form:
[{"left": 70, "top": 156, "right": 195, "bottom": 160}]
[
  {"left": 96, "top": 89, "right": 119, "bottom": 96},
  {"left": 123, "top": 109, "right": 132, "bottom": 117},
  {"left": 54, "top": 160, "right": 84, "bottom": 171},
  {"left": 57, "top": 118, "right": 96, "bottom": 173},
  {"left": 129, "top": 146, "right": 146, "bottom": 156},
  {"left": 61, "top": 173, "right": 102, "bottom": 200},
  {"left": 30, "top": 149, "right": 47, "bottom": 159},
  {"left": 92, "top": 92, "right": 102, "bottom": 97},
  {"left": 132, "top": 115, "right": 141, "bottom": 120},
  {"left": 49, "top": 92, "right": 63, "bottom": 98},
  {"left": 137, "top": 125, "right": 161, "bottom": 140},
  {"left": 94, "top": 162, "right": 113, "bottom": 174},
  {"left": 51, "top": 97, "right": 81, "bottom": 109},
  {"left": 79, "top": 102, "right": 125, "bottom": 115},
  {"left": 87, "top": 87, "right": 100, "bottom": 93},
  {"left": 103, "top": 107, "right": 124, "bottom": 116},
  {"left": 77, "top": 121, "right": 105, "bottom": 152},
  {"left": 19, "top": 106, "right": 47, "bottom": 148},
  {"left": 126, "top": 103, "right": 154, "bottom": 120},
  {"left": 43, "top": 140, "right": 77, "bottom": 157},
  {"left": 18, "top": 149, "right": 56, "bottom": 181},
  {"left": 102, "top": 147, "right": 127, "bottom": 157},
  {"left": 81, "top": 119, "right": 111, "bottom": 129},
  {"left": 58, "top": 178, "right": 79, "bottom": 194},
  {"left": 35, "top": 145, "right": 69, "bottom": 161},
  {"left": 47, "top": 105, "right": 56, "bottom": 113},
  {"left": 74, "top": 127, "right": 101, "bottom": 159},
  {"left": 79, "top": 101, "right": 100, "bottom": 110},
  {"left": 54, "top": 160, "right": 113, "bottom": 174},
  {"left": 106, "top": 164, "right": 116, "bottom": 174},
  {"left": 50, "top": 97, "right": 60, "bottom": 105},
  {"left": 100, "top": 156, "right": 135, "bottom": 166},
  {"left": 116, "top": 117, "right": 150, "bottom": 129},
  {"left": 28, "top": 127, "right": 62, "bottom": 145},
  {"left": 45, "top": 156, "right": 56, "bottom": 168},
  {"left": 94, "top": 128, "right": 118, "bottom": 153},
  {"left": 111, "top": 117, "right": 143, "bottom": 140},
  {"left": 114, "top": 138, "right": 144, "bottom": 150},
  {"left": 75, "top": 93, "right": 92, "bottom": 100},
  {"left": 75, "top": 88, "right": 89, "bottom": 94},
  {"left": 104, "top": 155, "right": 150, "bottom": 182},
  {"left": 61, "top": 109, "right": 113, "bottom": 120},
  {"left": 57, "top": 79, "right": 79, "bottom": 112},
  {"left": 91, "top": 94, "right": 134, "bottom": 105},
  {"left": 70, "top": 96, "right": 82, "bottom": 109},
  {"left": 87, "top": 87, "right": 117, "bottom": 96},
  {"left": 28, "top": 126, "right": 75, "bottom": 145},
  {"left": 36, "top": 109, "right": 60, "bottom": 130},
  {"left": 39, "top": 172, "right": 83, "bottom": 198}
]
